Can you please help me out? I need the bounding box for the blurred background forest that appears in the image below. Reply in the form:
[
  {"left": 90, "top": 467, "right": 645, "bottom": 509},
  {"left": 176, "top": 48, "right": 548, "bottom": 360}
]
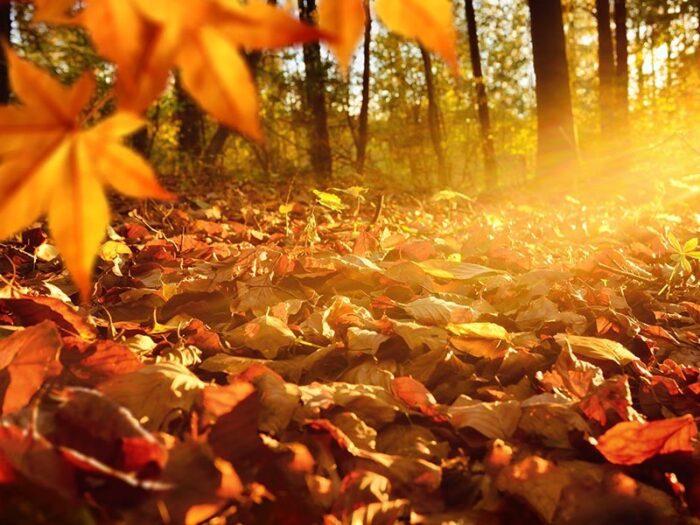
[{"left": 3, "top": 0, "right": 700, "bottom": 195}]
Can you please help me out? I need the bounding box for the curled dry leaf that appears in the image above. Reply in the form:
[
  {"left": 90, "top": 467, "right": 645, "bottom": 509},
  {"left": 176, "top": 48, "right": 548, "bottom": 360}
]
[
  {"left": 594, "top": 414, "right": 698, "bottom": 465},
  {"left": 539, "top": 345, "right": 604, "bottom": 400}
]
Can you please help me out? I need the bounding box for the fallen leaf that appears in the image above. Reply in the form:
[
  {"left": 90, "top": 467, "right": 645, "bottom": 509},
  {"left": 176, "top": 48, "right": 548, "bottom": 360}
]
[
  {"left": 0, "top": 321, "right": 62, "bottom": 414},
  {"left": 594, "top": 415, "right": 698, "bottom": 465},
  {"left": 227, "top": 315, "right": 296, "bottom": 359},
  {"left": 99, "top": 362, "right": 205, "bottom": 431},
  {"left": 448, "top": 397, "right": 521, "bottom": 439},
  {"left": 555, "top": 334, "right": 639, "bottom": 366}
]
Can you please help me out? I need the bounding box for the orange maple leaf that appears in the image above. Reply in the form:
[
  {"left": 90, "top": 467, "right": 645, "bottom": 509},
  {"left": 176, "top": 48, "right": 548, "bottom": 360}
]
[
  {"left": 318, "top": 0, "right": 367, "bottom": 73},
  {"left": 120, "top": 0, "right": 325, "bottom": 140},
  {"left": 0, "top": 50, "right": 174, "bottom": 300},
  {"left": 375, "top": 0, "right": 459, "bottom": 73}
]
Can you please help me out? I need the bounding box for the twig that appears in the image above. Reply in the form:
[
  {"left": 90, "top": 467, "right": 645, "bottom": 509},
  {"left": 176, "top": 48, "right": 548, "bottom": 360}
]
[{"left": 596, "top": 262, "right": 657, "bottom": 284}]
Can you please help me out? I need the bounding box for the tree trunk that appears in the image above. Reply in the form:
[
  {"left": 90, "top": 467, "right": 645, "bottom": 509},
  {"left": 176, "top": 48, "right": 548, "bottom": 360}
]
[
  {"left": 595, "top": 0, "right": 616, "bottom": 136},
  {"left": 527, "top": 0, "right": 578, "bottom": 180},
  {"left": 614, "top": 0, "right": 629, "bottom": 128},
  {"left": 0, "top": 2, "right": 10, "bottom": 105},
  {"left": 464, "top": 0, "right": 497, "bottom": 189},
  {"left": 356, "top": 0, "right": 371, "bottom": 175},
  {"left": 299, "top": 0, "right": 333, "bottom": 181},
  {"left": 175, "top": 73, "right": 203, "bottom": 158},
  {"left": 419, "top": 46, "right": 448, "bottom": 188}
]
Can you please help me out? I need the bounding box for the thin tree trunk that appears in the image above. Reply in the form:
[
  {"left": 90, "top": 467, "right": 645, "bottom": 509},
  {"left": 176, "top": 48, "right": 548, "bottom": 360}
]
[
  {"left": 635, "top": 22, "right": 645, "bottom": 107},
  {"left": 175, "top": 73, "right": 203, "bottom": 158},
  {"left": 464, "top": 0, "right": 497, "bottom": 189},
  {"left": 614, "top": 0, "right": 629, "bottom": 128},
  {"left": 595, "top": 0, "right": 616, "bottom": 136},
  {"left": 299, "top": 0, "right": 332, "bottom": 181},
  {"left": 419, "top": 46, "right": 448, "bottom": 188},
  {"left": 696, "top": 0, "right": 700, "bottom": 47},
  {"left": 356, "top": 0, "right": 371, "bottom": 175},
  {"left": 527, "top": 0, "right": 578, "bottom": 180},
  {"left": 0, "top": 2, "right": 10, "bottom": 105}
]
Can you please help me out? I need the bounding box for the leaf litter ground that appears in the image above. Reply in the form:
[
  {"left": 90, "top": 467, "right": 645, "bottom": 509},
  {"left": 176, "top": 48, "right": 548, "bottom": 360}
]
[{"left": 1, "top": 184, "right": 700, "bottom": 524}]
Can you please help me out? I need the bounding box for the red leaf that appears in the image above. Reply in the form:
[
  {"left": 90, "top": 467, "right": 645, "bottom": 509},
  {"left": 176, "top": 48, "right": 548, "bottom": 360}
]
[
  {"left": 0, "top": 321, "right": 63, "bottom": 414},
  {"left": 0, "top": 296, "right": 96, "bottom": 338},
  {"left": 391, "top": 376, "right": 446, "bottom": 422},
  {"left": 39, "top": 388, "right": 166, "bottom": 476},
  {"left": 61, "top": 337, "right": 143, "bottom": 384},
  {"left": 595, "top": 414, "right": 698, "bottom": 465}
]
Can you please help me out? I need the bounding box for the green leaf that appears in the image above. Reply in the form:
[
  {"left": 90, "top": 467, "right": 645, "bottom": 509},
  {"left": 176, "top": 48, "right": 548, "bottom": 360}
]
[
  {"left": 682, "top": 257, "right": 693, "bottom": 274},
  {"left": 331, "top": 186, "right": 368, "bottom": 199},
  {"left": 668, "top": 232, "right": 682, "bottom": 252},
  {"left": 684, "top": 238, "right": 699, "bottom": 252},
  {"left": 313, "top": 190, "right": 346, "bottom": 212},
  {"left": 431, "top": 189, "right": 473, "bottom": 202},
  {"left": 279, "top": 203, "right": 294, "bottom": 215}
]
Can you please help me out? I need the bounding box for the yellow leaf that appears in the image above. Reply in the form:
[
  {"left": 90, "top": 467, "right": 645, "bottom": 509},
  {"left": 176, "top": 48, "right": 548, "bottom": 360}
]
[
  {"left": 554, "top": 334, "right": 639, "bottom": 366},
  {"left": 126, "top": 0, "right": 321, "bottom": 133},
  {"left": 81, "top": 0, "right": 175, "bottom": 112},
  {"left": 313, "top": 189, "right": 346, "bottom": 212},
  {"left": 447, "top": 322, "right": 509, "bottom": 341},
  {"left": 374, "top": 0, "right": 458, "bottom": 73},
  {"left": 47, "top": 139, "right": 111, "bottom": 300},
  {"left": 318, "top": 0, "right": 367, "bottom": 72},
  {"left": 0, "top": 51, "right": 174, "bottom": 301},
  {"left": 178, "top": 27, "right": 262, "bottom": 141},
  {"left": 219, "top": 1, "right": 324, "bottom": 50}
]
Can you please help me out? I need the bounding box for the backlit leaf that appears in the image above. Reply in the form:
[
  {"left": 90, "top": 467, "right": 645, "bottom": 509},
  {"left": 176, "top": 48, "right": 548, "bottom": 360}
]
[
  {"left": 594, "top": 415, "right": 698, "bottom": 465},
  {"left": 0, "top": 51, "right": 174, "bottom": 300},
  {"left": 554, "top": 334, "right": 639, "bottom": 366},
  {"left": 318, "top": 0, "right": 367, "bottom": 72},
  {"left": 0, "top": 321, "right": 62, "bottom": 414},
  {"left": 374, "top": 0, "right": 458, "bottom": 72}
]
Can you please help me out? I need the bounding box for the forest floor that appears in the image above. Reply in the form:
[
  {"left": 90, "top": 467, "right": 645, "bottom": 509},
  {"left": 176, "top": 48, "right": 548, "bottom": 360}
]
[{"left": 2, "top": 178, "right": 700, "bottom": 524}]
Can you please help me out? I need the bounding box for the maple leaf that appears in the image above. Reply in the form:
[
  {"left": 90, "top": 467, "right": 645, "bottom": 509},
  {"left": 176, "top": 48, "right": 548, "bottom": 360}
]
[
  {"left": 79, "top": 0, "right": 174, "bottom": 113},
  {"left": 594, "top": 414, "right": 698, "bottom": 465},
  {"left": 374, "top": 0, "right": 458, "bottom": 73},
  {"left": 0, "top": 50, "right": 174, "bottom": 300},
  {"left": 111, "top": 0, "right": 325, "bottom": 140},
  {"left": 318, "top": 0, "right": 367, "bottom": 73}
]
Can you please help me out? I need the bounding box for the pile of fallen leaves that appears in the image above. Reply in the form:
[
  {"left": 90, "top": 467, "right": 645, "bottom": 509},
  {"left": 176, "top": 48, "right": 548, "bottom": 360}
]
[{"left": 2, "top": 186, "right": 700, "bottom": 524}]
